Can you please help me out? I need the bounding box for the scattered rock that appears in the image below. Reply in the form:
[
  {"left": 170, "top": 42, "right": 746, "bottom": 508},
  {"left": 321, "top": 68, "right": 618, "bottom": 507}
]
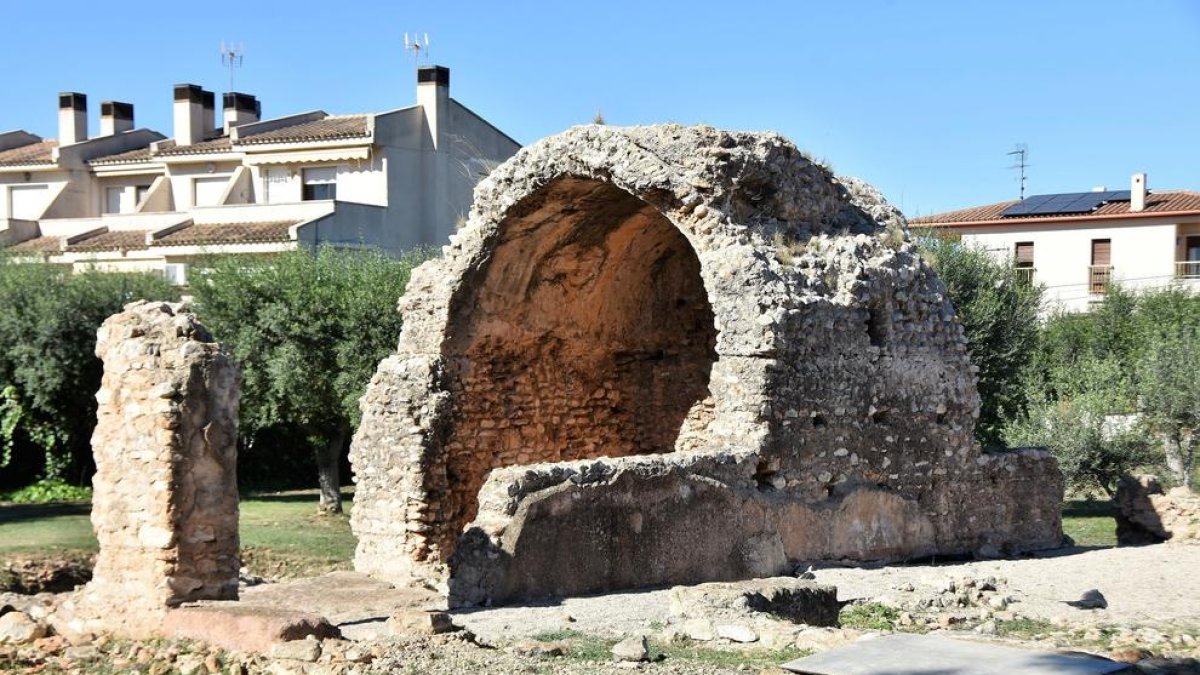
[
  {"left": 1066, "top": 589, "right": 1108, "bottom": 610},
  {"left": 63, "top": 645, "right": 101, "bottom": 660},
  {"left": 669, "top": 577, "right": 839, "bottom": 627},
  {"left": 0, "top": 611, "right": 46, "bottom": 644},
  {"left": 388, "top": 609, "right": 457, "bottom": 636},
  {"left": 507, "top": 638, "right": 567, "bottom": 657},
  {"left": 679, "top": 618, "right": 717, "bottom": 641},
  {"left": 717, "top": 623, "right": 759, "bottom": 643},
  {"left": 611, "top": 635, "right": 649, "bottom": 662},
  {"left": 270, "top": 639, "right": 321, "bottom": 662}
]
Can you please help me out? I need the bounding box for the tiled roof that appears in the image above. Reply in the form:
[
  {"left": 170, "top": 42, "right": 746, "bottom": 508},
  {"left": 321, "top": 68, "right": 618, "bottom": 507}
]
[
  {"left": 912, "top": 190, "right": 1200, "bottom": 226},
  {"left": 65, "top": 230, "right": 149, "bottom": 252},
  {"left": 238, "top": 115, "right": 371, "bottom": 145},
  {"left": 0, "top": 140, "right": 57, "bottom": 167},
  {"left": 89, "top": 147, "right": 155, "bottom": 165},
  {"left": 153, "top": 221, "right": 297, "bottom": 246},
  {"left": 156, "top": 136, "right": 234, "bottom": 156},
  {"left": 5, "top": 235, "right": 62, "bottom": 253}
]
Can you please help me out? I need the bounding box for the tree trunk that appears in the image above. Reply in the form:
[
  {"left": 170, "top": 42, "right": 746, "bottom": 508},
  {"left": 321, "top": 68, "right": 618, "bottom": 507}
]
[
  {"left": 1183, "top": 431, "right": 1196, "bottom": 492},
  {"left": 1164, "top": 429, "right": 1188, "bottom": 488},
  {"left": 316, "top": 428, "right": 345, "bottom": 515}
]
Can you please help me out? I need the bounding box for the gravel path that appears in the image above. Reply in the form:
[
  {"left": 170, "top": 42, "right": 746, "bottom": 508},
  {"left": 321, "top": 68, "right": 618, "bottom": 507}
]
[
  {"left": 452, "top": 544, "right": 1200, "bottom": 642},
  {"left": 815, "top": 545, "right": 1200, "bottom": 625}
]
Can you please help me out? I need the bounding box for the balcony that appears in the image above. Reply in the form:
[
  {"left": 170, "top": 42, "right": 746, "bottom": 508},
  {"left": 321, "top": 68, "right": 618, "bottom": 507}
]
[
  {"left": 1088, "top": 265, "right": 1112, "bottom": 294},
  {"left": 1176, "top": 261, "right": 1200, "bottom": 280},
  {"left": 1014, "top": 266, "right": 1036, "bottom": 285}
]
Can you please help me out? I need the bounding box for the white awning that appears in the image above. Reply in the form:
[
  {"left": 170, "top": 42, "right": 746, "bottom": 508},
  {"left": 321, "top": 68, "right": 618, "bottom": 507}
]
[{"left": 244, "top": 146, "right": 371, "bottom": 166}]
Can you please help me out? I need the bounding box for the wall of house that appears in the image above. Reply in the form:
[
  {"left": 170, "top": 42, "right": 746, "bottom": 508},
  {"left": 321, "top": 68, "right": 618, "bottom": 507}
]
[
  {"left": 95, "top": 175, "right": 158, "bottom": 214},
  {"left": 0, "top": 172, "right": 69, "bottom": 219},
  {"left": 374, "top": 107, "right": 432, "bottom": 253},
  {"left": 962, "top": 218, "right": 1186, "bottom": 313},
  {"left": 166, "top": 163, "right": 240, "bottom": 209}
]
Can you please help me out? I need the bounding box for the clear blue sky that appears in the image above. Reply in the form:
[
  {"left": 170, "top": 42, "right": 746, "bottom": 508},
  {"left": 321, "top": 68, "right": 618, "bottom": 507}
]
[{"left": 2, "top": 1, "right": 1197, "bottom": 216}]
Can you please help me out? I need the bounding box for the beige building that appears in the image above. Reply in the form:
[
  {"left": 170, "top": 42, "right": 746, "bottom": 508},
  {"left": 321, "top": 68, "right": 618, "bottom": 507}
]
[
  {"left": 911, "top": 174, "right": 1200, "bottom": 313},
  {"left": 0, "top": 66, "right": 519, "bottom": 284}
]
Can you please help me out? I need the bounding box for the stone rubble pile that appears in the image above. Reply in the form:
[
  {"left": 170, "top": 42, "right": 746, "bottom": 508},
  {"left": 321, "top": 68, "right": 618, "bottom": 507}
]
[{"left": 1115, "top": 475, "right": 1200, "bottom": 545}]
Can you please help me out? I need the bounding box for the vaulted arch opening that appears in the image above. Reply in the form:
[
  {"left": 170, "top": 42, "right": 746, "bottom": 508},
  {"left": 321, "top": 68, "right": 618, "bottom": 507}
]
[{"left": 426, "top": 176, "right": 718, "bottom": 559}]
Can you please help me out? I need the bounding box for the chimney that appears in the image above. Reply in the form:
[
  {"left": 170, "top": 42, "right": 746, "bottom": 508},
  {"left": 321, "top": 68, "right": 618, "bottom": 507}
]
[
  {"left": 222, "top": 92, "right": 260, "bottom": 133},
  {"left": 1131, "top": 173, "right": 1147, "bottom": 212},
  {"left": 173, "top": 84, "right": 215, "bottom": 146},
  {"left": 99, "top": 101, "right": 134, "bottom": 136},
  {"left": 417, "top": 65, "right": 449, "bottom": 149},
  {"left": 57, "top": 92, "right": 87, "bottom": 145}
]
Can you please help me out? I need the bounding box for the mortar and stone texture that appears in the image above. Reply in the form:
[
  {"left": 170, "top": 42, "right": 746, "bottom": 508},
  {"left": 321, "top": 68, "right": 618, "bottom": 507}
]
[
  {"left": 52, "top": 301, "right": 241, "bottom": 639},
  {"left": 348, "top": 124, "right": 1064, "bottom": 607}
]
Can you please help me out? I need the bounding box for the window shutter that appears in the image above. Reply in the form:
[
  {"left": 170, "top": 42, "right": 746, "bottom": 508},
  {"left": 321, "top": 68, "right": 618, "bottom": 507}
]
[
  {"left": 1091, "top": 239, "right": 1111, "bottom": 266},
  {"left": 1015, "top": 242, "right": 1034, "bottom": 266}
]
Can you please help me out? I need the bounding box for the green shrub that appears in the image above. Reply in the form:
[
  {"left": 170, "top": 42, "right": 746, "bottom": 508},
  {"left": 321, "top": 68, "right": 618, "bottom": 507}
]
[
  {"left": 1, "top": 478, "right": 93, "bottom": 503},
  {"left": 839, "top": 602, "right": 899, "bottom": 630}
]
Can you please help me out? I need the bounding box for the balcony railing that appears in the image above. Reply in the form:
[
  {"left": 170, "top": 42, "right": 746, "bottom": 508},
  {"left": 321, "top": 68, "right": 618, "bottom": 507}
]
[
  {"left": 1014, "top": 266, "right": 1035, "bottom": 285},
  {"left": 1088, "top": 265, "right": 1113, "bottom": 294},
  {"left": 1176, "top": 261, "right": 1200, "bottom": 279}
]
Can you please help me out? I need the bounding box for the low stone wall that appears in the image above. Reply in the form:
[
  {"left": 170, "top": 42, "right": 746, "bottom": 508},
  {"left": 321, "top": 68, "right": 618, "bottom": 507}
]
[
  {"left": 448, "top": 448, "right": 1062, "bottom": 607},
  {"left": 1115, "top": 475, "right": 1200, "bottom": 545},
  {"left": 53, "top": 301, "right": 240, "bottom": 638}
]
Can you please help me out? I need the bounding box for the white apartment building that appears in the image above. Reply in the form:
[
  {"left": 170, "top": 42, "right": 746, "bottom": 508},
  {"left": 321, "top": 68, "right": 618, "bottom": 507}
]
[
  {"left": 911, "top": 174, "right": 1200, "bottom": 313},
  {"left": 0, "top": 66, "right": 519, "bottom": 284}
]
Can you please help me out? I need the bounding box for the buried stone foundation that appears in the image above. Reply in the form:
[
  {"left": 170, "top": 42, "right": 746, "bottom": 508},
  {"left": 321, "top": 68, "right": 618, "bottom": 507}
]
[
  {"left": 349, "top": 124, "right": 1064, "bottom": 605},
  {"left": 53, "top": 302, "right": 240, "bottom": 638}
]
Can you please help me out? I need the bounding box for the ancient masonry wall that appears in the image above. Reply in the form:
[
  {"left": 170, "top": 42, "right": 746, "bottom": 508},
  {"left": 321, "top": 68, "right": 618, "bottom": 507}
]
[
  {"left": 350, "top": 124, "right": 1064, "bottom": 603},
  {"left": 59, "top": 301, "right": 240, "bottom": 637}
]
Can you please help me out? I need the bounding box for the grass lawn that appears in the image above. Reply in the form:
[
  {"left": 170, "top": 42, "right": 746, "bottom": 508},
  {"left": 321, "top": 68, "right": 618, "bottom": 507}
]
[
  {"left": 1061, "top": 498, "right": 1118, "bottom": 548},
  {"left": 0, "top": 491, "right": 356, "bottom": 579}
]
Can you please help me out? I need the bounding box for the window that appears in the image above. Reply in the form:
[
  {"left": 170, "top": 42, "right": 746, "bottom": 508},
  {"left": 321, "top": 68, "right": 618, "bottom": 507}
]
[
  {"left": 8, "top": 185, "right": 48, "bottom": 219},
  {"left": 1180, "top": 236, "right": 1200, "bottom": 279},
  {"left": 135, "top": 185, "right": 151, "bottom": 208},
  {"left": 104, "top": 187, "right": 123, "bottom": 214},
  {"left": 1014, "top": 241, "right": 1034, "bottom": 284},
  {"left": 1089, "top": 239, "right": 1112, "bottom": 294},
  {"left": 193, "top": 177, "right": 228, "bottom": 207},
  {"left": 302, "top": 167, "right": 337, "bottom": 201}
]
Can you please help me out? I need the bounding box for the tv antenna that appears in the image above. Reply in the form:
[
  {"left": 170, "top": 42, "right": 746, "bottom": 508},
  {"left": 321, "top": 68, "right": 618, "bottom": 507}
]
[
  {"left": 404, "top": 33, "right": 431, "bottom": 63},
  {"left": 1007, "top": 144, "right": 1029, "bottom": 200},
  {"left": 220, "top": 41, "right": 245, "bottom": 91}
]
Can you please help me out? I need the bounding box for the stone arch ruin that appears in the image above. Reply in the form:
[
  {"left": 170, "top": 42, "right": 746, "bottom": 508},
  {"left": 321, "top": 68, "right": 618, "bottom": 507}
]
[{"left": 349, "top": 125, "right": 1063, "bottom": 606}]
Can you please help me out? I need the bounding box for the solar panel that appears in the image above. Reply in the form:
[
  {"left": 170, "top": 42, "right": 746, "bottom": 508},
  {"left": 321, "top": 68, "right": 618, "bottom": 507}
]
[{"left": 1001, "top": 190, "right": 1133, "bottom": 217}]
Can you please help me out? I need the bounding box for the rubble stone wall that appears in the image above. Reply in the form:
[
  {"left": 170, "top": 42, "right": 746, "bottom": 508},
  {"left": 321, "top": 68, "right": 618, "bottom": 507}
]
[
  {"left": 349, "top": 124, "right": 1064, "bottom": 602},
  {"left": 1115, "top": 474, "right": 1200, "bottom": 545},
  {"left": 62, "top": 301, "right": 240, "bottom": 636}
]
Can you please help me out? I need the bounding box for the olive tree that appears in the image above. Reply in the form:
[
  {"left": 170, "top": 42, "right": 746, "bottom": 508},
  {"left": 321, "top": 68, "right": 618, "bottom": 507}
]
[
  {"left": 191, "top": 246, "right": 433, "bottom": 513},
  {"left": 0, "top": 258, "right": 179, "bottom": 486}
]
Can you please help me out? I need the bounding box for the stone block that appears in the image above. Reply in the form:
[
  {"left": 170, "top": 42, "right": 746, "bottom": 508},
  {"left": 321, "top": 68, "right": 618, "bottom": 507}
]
[
  {"left": 161, "top": 606, "right": 340, "bottom": 653},
  {"left": 669, "top": 577, "right": 840, "bottom": 627}
]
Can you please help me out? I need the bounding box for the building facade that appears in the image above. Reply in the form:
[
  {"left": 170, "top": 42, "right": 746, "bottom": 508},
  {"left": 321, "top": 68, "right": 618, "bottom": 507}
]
[
  {"left": 0, "top": 66, "right": 519, "bottom": 284},
  {"left": 911, "top": 174, "right": 1200, "bottom": 313}
]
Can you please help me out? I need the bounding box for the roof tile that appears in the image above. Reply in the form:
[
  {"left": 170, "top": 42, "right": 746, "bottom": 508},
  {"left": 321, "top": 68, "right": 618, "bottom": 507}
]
[
  {"left": 89, "top": 146, "right": 155, "bottom": 165},
  {"left": 153, "top": 221, "right": 297, "bottom": 246},
  {"left": 238, "top": 115, "right": 370, "bottom": 145},
  {"left": 4, "top": 235, "right": 62, "bottom": 253},
  {"left": 65, "top": 230, "right": 149, "bottom": 253},
  {"left": 912, "top": 191, "right": 1200, "bottom": 226},
  {"left": 0, "top": 140, "right": 57, "bottom": 167},
  {"left": 156, "top": 136, "right": 233, "bottom": 157}
]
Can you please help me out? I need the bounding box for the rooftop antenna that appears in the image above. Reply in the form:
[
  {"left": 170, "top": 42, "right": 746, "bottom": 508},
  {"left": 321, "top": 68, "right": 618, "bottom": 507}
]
[
  {"left": 220, "top": 41, "right": 244, "bottom": 92},
  {"left": 404, "top": 33, "right": 431, "bottom": 64},
  {"left": 1007, "top": 144, "right": 1029, "bottom": 200}
]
